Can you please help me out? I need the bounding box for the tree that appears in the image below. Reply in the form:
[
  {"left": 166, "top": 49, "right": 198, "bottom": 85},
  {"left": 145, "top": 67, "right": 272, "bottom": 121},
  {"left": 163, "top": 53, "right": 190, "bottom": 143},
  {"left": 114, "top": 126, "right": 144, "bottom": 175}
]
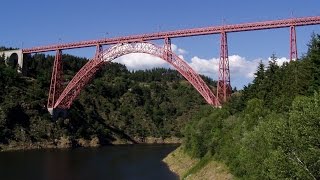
[
  {"left": 287, "top": 93, "right": 320, "bottom": 179},
  {"left": 306, "top": 33, "right": 320, "bottom": 93},
  {"left": 252, "top": 61, "right": 266, "bottom": 99}
]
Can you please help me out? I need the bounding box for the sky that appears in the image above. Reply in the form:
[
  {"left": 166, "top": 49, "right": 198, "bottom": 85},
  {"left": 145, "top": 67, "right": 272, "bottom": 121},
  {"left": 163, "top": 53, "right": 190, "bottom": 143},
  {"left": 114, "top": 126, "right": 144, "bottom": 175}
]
[{"left": 1, "top": 0, "right": 320, "bottom": 88}]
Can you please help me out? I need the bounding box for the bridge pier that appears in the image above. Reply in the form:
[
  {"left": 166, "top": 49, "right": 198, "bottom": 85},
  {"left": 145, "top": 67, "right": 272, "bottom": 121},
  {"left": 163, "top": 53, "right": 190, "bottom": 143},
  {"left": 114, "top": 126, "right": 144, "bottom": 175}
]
[
  {"left": 0, "top": 49, "right": 25, "bottom": 73},
  {"left": 290, "top": 25, "right": 298, "bottom": 61},
  {"left": 217, "top": 32, "right": 231, "bottom": 103},
  {"left": 48, "top": 108, "right": 68, "bottom": 120},
  {"left": 164, "top": 37, "right": 172, "bottom": 61},
  {"left": 47, "top": 49, "right": 64, "bottom": 114}
]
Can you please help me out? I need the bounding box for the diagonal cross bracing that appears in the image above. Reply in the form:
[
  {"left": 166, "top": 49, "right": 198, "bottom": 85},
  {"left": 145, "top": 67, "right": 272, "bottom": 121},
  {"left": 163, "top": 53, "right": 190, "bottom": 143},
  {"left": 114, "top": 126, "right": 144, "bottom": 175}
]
[{"left": 53, "top": 42, "right": 220, "bottom": 110}]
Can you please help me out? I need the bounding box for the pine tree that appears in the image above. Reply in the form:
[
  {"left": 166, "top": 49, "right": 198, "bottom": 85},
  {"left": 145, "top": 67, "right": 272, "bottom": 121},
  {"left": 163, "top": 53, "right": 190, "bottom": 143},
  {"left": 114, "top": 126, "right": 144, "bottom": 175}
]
[
  {"left": 306, "top": 33, "right": 320, "bottom": 93},
  {"left": 253, "top": 61, "right": 265, "bottom": 85}
]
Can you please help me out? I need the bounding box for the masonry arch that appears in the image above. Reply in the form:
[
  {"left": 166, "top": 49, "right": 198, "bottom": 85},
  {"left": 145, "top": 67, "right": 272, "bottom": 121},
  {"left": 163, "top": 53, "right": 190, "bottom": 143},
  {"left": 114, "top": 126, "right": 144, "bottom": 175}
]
[
  {"left": 0, "top": 50, "right": 24, "bottom": 72},
  {"left": 7, "top": 53, "right": 19, "bottom": 68}
]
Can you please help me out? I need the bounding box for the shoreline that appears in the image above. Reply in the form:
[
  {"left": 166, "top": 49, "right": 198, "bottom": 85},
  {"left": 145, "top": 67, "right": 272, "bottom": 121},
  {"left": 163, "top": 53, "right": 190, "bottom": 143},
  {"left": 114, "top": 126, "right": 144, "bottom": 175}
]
[
  {"left": 0, "top": 136, "right": 182, "bottom": 152},
  {"left": 162, "top": 146, "right": 234, "bottom": 179}
]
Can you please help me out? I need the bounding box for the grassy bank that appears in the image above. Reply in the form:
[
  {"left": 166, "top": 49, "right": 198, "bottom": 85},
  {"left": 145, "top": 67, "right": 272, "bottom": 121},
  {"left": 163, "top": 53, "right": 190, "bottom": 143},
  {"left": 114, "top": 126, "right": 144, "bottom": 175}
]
[{"left": 163, "top": 146, "right": 233, "bottom": 180}]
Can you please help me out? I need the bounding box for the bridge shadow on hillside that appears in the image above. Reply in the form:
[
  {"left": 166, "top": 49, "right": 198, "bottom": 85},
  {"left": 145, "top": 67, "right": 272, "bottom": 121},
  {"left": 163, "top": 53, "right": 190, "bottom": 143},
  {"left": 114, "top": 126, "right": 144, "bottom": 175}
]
[{"left": 69, "top": 101, "right": 138, "bottom": 145}]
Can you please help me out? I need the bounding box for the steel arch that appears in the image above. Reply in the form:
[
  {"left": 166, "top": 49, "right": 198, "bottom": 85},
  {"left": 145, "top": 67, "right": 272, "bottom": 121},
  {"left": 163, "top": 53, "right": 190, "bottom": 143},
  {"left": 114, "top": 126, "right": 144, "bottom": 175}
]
[{"left": 53, "top": 42, "right": 220, "bottom": 109}]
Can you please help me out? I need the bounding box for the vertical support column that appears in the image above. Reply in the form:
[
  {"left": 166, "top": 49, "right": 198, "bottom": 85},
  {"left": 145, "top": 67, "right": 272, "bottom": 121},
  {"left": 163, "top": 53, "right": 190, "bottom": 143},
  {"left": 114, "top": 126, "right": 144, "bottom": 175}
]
[
  {"left": 290, "top": 25, "right": 298, "bottom": 61},
  {"left": 47, "top": 49, "right": 63, "bottom": 115},
  {"left": 95, "top": 44, "right": 103, "bottom": 59},
  {"left": 17, "top": 50, "right": 24, "bottom": 74},
  {"left": 164, "top": 37, "right": 172, "bottom": 61},
  {"left": 217, "top": 32, "right": 231, "bottom": 103}
]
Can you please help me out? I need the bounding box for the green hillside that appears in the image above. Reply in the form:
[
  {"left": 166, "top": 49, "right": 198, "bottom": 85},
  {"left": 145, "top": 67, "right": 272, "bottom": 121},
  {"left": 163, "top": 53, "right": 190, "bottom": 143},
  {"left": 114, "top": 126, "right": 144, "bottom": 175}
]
[
  {"left": 0, "top": 50, "right": 215, "bottom": 149},
  {"left": 182, "top": 34, "right": 320, "bottom": 179}
]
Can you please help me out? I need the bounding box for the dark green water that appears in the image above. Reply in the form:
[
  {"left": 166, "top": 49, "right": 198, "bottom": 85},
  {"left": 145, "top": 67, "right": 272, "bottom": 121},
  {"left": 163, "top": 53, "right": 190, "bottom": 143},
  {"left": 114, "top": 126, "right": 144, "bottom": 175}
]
[{"left": 0, "top": 144, "right": 179, "bottom": 180}]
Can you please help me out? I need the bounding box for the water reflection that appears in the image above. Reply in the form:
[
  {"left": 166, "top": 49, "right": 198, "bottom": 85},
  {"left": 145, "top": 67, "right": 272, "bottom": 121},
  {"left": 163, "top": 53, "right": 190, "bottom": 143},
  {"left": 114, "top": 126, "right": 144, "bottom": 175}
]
[{"left": 0, "top": 144, "right": 179, "bottom": 180}]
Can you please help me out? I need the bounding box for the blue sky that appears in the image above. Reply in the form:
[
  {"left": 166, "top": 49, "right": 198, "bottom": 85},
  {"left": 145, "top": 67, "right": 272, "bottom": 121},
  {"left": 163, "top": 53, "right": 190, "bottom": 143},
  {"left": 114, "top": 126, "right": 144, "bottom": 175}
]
[{"left": 1, "top": 0, "right": 320, "bottom": 88}]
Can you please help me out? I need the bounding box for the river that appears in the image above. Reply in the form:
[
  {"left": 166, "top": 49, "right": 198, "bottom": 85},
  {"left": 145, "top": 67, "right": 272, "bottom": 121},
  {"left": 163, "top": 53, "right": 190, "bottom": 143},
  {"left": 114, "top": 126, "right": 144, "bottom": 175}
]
[{"left": 0, "top": 144, "right": 179, "bottom": 180}]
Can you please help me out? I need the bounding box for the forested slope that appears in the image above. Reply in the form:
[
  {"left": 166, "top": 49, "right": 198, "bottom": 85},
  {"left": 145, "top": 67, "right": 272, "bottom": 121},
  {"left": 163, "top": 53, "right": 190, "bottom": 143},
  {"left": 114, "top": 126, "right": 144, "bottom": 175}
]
[
  {"left": 0, "top": 50, "right": 215, "bottom": 149},
  {"left": 182, "top": 34, "right": 320, "bottom": 179}
]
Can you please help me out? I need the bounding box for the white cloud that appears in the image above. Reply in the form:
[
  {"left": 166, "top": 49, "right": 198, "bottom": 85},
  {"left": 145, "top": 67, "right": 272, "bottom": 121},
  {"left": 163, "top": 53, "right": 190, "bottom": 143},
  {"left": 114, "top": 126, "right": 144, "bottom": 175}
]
[
  {"left": 267, "top": 56, "right": 290, "bottom": 66},
  {"left": 188, "top": 55, "right": 261, "bottom": 88},
  {"left": 229, "top": 55, "right": 261, "bottom": 79},
  {"left": 112, "top": 43, "right": 290, "bottom": 88},
  {"left": 188, "top": 56, "right": 219, "bottom": 77},
  {"left": 188, "top": 55, "right": 290, "bottom": 88},
  {"left": 188, "top": 55, "right": 259, "bottom": 79},
  {"left": 114, "top": 53, "right": 168, "bottom": 70},
  {"left": 171, "top": 44, "right": 187, "bottom": 54},
  {"left": 178, "top": 55, "right": 185, "bottom": 60},
  {"left": 114, "top": 43, "right": 187, "bottom": 71}
]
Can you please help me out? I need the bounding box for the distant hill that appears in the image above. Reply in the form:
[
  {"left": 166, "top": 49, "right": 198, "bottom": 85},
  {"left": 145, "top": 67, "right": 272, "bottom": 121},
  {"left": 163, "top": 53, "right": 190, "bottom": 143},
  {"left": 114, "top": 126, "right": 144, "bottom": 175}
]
[{"left": 0, "top": 52, "right": 216, "bottom": 150}]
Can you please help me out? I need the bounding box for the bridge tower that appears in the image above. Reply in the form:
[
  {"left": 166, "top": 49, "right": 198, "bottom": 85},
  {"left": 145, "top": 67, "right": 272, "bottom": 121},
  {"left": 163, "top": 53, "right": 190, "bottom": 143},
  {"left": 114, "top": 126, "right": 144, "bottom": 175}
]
[
  {"left": 47, "top": 45, "right": 104, "bottom": 118},
  {"left": 47, "top": 49, "right": 65, "bottom": 117},
  {"left": 290, "top": 25, "right": 298, "bottom": 61},
  {"left": 95, "top": 44, "right": 103, "bottom": 58},
  {"left": 217, "top": 31, "right": 231, "bottom": 103},
  {"left": 164, "top": 37, "right": 172, "bottom": 61}
]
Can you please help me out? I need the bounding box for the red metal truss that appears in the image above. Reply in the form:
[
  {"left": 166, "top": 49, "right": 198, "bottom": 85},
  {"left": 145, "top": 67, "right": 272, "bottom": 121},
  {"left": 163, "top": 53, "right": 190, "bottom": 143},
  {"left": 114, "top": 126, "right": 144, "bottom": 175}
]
[
  {"left": 22, "top": 16, "right": 320, "bottom": 53},
  {"left": 47, "top": 49, "right": 63, "bottom": 111},
  {"left": 26, "top": 15, "right": 320, "bottom": 113},
  {"left": 53, "top": 42, "right": 220, "bottom": 110},
  {"left": 217, "top": 32, "right": 231, "bottom": 103},
  {"left": 53, "top": 58, "right": 104, "bottom": 109},
  {"left": 164, "top": 37, "right": 172, "bottom": 61},
  {"left": 95, "top": 44, "right": 103, "bottom": 58},
  {"left": 290, "top": 26, "right": 298, "bottom": 61}
]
